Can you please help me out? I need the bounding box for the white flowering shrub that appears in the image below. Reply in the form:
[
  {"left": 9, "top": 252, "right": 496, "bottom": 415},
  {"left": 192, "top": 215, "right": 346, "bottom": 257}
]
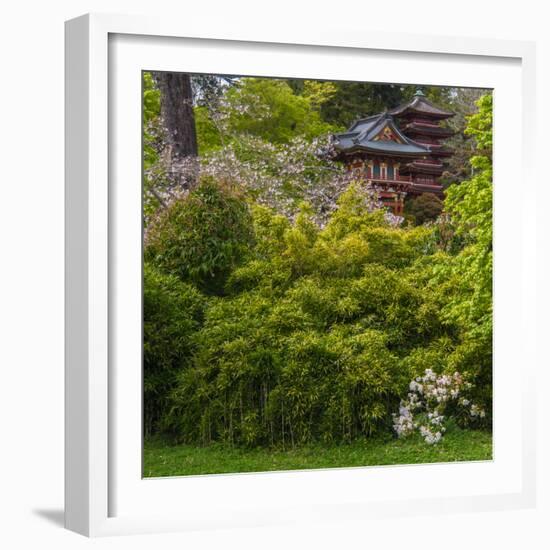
[
  {"left": 145, "top": 135, "right": 404, "bottom": 229},
  {"left": 393, "top": 369, "right": 486, "bottom": 444}
]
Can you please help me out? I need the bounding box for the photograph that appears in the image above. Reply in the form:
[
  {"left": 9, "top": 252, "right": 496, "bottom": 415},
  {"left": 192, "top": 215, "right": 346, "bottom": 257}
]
[
  {"left": 1, "top": 0, "right": 545, "bottom": 544},
  {"left": 141, "top": 72, "right": 493, "bottom": 477}
]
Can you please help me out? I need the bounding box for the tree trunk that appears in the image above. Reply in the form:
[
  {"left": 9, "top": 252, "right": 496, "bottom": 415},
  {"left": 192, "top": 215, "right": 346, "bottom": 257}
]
[{"left": 153, "top": 72, "right": 198, "bottom": 189}]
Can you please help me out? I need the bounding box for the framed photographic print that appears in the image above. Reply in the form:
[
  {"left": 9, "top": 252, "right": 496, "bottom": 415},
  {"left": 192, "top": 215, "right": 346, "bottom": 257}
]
[{"left": 65, "top": 13, "right": 537, "bottom": 537}]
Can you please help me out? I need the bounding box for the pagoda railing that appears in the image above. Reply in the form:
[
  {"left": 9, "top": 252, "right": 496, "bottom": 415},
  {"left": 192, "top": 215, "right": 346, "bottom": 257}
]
[
  {"left": 367, "top": 176, "right": 412, "bottom": 188},
  {"left": 364, "top": 175, "right": 412, "bottom": 183},
  {"left": 364, "top": 173, "right": 443, "bottom": 188}
]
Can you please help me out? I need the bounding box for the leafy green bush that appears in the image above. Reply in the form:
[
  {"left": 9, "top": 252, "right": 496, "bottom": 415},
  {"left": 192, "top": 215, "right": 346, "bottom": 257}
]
[
  {"left": 404, "top": 193, "right": 444, "bottom": 226},
  {"left": 145, "top": 177, "right": 255, "bottom": 295},
  {"left": 143, "top": 263, "right": 206, "bottom": 435},
  {"left": 161, "top": 186, "right": 473, "bottom": 446},
  {"left": 165, "top": 296, "right": 407, "bottom": 446}
]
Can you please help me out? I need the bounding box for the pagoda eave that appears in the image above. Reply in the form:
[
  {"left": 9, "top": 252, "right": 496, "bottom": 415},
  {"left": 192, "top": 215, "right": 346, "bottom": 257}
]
[
  {"left": 409, "top": 183, "right": 444, "bottom": 196},
  {"left": 429, "top": 148, "right": 454, "bottom": 158},
  {"left": 337, "top": 148, "right": 426, "bottom": 160}
]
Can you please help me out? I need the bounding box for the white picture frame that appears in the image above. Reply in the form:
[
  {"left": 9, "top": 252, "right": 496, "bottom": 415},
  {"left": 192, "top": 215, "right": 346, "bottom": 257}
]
[{"left": 65, "top": 13, "right": 537, "bottom": 537}]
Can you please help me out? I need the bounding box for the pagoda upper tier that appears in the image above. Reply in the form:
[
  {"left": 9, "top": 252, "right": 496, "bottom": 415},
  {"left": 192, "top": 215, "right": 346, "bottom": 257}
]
[
  {"left": 390, "top": 90, "right": 455, "bottom": 181},
  {"left": 388, "top": 92, "right": 454, "bottom": 120},
  {"left": 390, "top": 91, "right": 454, "bottom": 141}
]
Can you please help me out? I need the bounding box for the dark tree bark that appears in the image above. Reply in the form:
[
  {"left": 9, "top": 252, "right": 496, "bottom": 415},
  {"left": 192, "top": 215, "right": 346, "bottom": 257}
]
[{"left": 153, "top": 72, "right": 198, "bottom": 160}]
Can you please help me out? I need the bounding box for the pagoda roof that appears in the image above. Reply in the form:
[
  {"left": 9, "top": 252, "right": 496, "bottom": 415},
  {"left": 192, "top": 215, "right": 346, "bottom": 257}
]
[
  {"left": 389, "top": 91, "right": 455, "bottom": 119},
  {"left": 333, "top": 113, "right": 430, "bottom": 157}
]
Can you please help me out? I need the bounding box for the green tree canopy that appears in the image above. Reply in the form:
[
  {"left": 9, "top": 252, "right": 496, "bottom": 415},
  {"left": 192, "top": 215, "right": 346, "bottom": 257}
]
[
  {"left": 404, "top": 193, "right": 444, "bottom": 226},
  {"left": 198, "top": 78, "right": 337, "bottom": 151},
  {"left": 441, "top": 93, "right": 493, "bottom": 339}
]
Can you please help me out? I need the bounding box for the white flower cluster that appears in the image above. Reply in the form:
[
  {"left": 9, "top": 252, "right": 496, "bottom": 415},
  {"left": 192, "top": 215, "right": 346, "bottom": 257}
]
[
  {"left": 419, "top": 425, "right": 442, "bottom": 445},
  {"left": 393, "top": 369, "right": 485, "bottom": 445},
  {"left": 469, "top": 403, "right": 486, "bottom": 418}
]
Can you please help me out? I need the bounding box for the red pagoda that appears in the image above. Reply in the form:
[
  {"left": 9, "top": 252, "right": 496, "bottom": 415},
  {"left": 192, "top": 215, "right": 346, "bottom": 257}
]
[{"left": 332, "top": 90, "right": 455, "bottom": 215}]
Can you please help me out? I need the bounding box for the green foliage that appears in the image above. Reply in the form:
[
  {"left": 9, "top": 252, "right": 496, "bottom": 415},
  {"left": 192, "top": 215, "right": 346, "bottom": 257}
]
[
  {"left": 440, "top": 94, "right": 493, "bottom": 341},
  {"left": 429, "top": 93, "right": 493, "bottom": 416},
  {"left": 313, "top": 83, "right": 452, "bottom": 128},
  {"left": 143, "top": 264, "right": 205, "bottom": 435},
  {"left": 145, "top": 177, "right": 255, "bottom": 295},
  {"left": 220, "top": 78, "right": 336, "bottom": 144},
  {"left": 162, "top": 187, "right": 460, "bottom": 447},
  {"left": 321, "top": 185, "right": 433, "bottom": 271},
  {"left": 463, "top": 94, "right": 493, "bottom": 156},
  {"left": 166, "top": 306, "right": 407, "bottom": 446},
  {"left": 143, "top": 72, "right": 161, "bottom": 170},
  {"left": 301, "top": 80, "right": 339, "bottom": 110},
  {"left": 142, "top": 81, "right": 494, "bottom": 447},
  {"left": 404, "top": 193, "right": 444, "bottom": 226},
  {"left": 194, "top": 104, "right": 223, "bottom": 152},
  {"left": 316, "top": 81, "right": 411, "bottom": 127}
]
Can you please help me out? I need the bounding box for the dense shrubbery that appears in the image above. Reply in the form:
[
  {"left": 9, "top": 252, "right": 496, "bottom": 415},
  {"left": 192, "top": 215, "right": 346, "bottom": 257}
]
[
  {"left": 143, "top": 264, "right": 206, "bottom": 435},
  {"left": 145, "top": 178, "right": 491, "bottom": 446}
]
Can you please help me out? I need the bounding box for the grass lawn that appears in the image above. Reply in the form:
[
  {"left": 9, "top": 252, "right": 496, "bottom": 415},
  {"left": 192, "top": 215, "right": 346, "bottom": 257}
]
[{"left": 143, "top": 427, "right": 492, "bottom": 477}]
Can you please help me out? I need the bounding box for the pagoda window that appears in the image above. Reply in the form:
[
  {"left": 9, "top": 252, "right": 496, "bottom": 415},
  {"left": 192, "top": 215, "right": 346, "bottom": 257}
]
[
  {"left": 387, "top": 163, "right": 395, "bottom": 180},
  {"left": 373, "top": 162, "right": 380, "bottom": 178}
]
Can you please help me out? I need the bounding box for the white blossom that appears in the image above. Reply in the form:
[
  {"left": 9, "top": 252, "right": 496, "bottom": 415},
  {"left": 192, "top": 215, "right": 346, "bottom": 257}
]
[{"left": 393, "top": 368, "right": 485, "bottom": 445}]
